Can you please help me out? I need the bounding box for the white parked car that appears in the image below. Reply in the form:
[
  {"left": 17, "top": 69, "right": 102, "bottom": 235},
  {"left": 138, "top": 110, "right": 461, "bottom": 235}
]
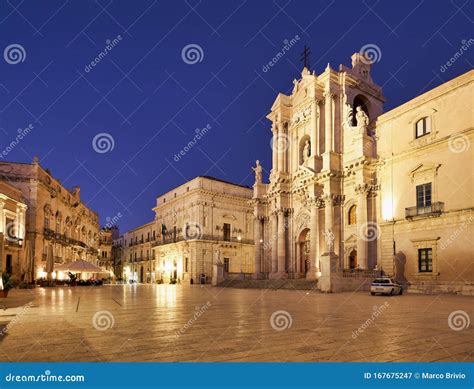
[{"left": 370, "top": 277, "right": 403, "bottom": 296}]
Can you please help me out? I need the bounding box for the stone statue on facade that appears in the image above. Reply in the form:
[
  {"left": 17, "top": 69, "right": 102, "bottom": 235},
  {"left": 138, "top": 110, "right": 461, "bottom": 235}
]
[
  {"left": 355, "top": 106, "right": 369, "bottom": 129},
  {"left": 323, "top": 229, "right": 335, "bottom": 253},
  {"left": 252, "top": 160, "right": 262, "bottom": 184},
  {"left": 303, "top": 140, "right": 311, "bottom": 163}
]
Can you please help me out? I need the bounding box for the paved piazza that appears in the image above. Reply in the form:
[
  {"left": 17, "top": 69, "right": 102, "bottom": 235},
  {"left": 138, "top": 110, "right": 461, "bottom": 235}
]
[{"left": 0, "top": 285, "right": 472, "bottom": 362}]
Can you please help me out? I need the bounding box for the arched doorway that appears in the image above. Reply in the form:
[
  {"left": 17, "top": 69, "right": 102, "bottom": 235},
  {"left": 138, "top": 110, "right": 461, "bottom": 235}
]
[
  {"left": 349, "top": 249, "right": 357, "bottom": 270},
  {"left": 298, "top": 229, "right": 311, "bottom": 274}
]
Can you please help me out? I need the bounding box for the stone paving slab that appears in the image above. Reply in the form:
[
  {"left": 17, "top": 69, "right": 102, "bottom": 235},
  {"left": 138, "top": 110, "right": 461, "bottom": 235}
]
[{"left": 0, "top": 285, "right": 472, "bottom": 362}]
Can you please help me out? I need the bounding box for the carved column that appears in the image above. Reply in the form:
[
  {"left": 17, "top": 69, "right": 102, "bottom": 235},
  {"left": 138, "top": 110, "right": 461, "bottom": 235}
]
[
  {"left": 253, "top": 217, "right": 262, "bottom": 276},
  {"left": 272, "top": 125, "right": 278, "bottom": 172},
  {"left": 311, "top": 98, "right": 320, "bottom": 156},
  {"left": 324, "top": 92, "right": 333, "bottom": 153},
  {"left": 308, "top": 199, "right": 320, "bottom": 278},
  {"left": 356, "top": 185, "right": 369, "bottom": 269},
  {"left": 271, "top": 212, "right": 278, "bottom": 273},
  {"left": 277, "top": 209, "right": 286, "bottom": 275}
]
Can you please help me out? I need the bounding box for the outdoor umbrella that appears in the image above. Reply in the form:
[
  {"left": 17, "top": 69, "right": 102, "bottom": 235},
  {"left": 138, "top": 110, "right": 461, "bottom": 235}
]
[
  {"left": 23, "top": 239, "right": 33, "bottom": 283},
  {"left": 54, "top": 259, "right": 104, "bottom": 273},
  {"left": 45, "top": 244, "right": 54, "bottom": 280}
]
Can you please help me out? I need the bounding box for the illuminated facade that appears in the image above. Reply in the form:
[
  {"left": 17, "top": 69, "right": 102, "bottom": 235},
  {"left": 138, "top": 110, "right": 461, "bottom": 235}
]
[
  {"left": 152, "top": 176, "right": 254, "bottom": 284},
  {"left": 0, "top": 181, "right": 27, "bottom": 278},
  {"left": 252, "top": 54, "right": 473, "bottom": 294},
  {"left": 0, "top": 158, "right": 100, "bottom": 280}
]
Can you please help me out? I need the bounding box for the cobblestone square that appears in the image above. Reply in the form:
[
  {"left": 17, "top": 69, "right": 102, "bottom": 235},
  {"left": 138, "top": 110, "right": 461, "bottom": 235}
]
[{"left": 0, "top": 285, "right": 472, "bottom": 362}]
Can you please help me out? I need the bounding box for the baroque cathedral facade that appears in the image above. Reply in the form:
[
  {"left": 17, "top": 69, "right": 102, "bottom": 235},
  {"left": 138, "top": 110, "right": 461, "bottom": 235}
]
[{"left": 252, "top": 53, "right": 473, "bottom": 294}]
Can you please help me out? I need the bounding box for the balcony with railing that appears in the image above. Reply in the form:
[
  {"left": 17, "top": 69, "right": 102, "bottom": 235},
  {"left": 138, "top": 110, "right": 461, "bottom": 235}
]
[{"left": 405, "top": 202, "right": 444, "bottom": 219}]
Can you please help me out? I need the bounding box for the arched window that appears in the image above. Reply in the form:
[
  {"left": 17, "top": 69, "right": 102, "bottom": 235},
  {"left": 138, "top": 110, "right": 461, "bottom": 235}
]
[
  {"left": 415, "top": 117, "right": 431, "bottom": 138},
  {"left": 43, "top": 204, "right": 51, "bottom": 229},
  {"left": 348, "top": 205, "right": 357, "bottom": 225}
]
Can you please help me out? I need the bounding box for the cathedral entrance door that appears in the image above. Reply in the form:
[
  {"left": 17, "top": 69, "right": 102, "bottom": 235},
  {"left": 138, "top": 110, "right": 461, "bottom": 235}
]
[
  {"left": 298, "top": 229, "right": 310, "bottom": 276},
  {"left": 349, "top": 250, "right": 357, "bottom": 269}
]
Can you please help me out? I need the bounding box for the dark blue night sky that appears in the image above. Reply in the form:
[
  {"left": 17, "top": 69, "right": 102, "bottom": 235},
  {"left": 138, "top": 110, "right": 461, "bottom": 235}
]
[{"left": 0, "top": 0, "right": 472, "bottom": 232}]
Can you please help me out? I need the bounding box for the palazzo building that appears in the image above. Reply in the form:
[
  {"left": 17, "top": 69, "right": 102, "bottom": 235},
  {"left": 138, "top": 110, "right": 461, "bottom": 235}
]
[
  {"left": 252, "top": 53, "right": 473, "bottom": 294},
  {"left": 0, "top": 158, "right": 101, "bottom": 280},
  {"left": 122, "top": 220, "right": 157, "bottom": 283},
  {"left": 152, "top": 176, "right": 254, "bottom": 283},
  {"left": 0, "top": 181, "right": 27, "bottom": 277}
]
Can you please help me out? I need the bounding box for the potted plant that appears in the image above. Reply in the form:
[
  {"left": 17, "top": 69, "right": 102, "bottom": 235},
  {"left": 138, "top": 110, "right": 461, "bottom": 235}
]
[{"left": 1, "top": 273, "right": 19, "bottom": 297}]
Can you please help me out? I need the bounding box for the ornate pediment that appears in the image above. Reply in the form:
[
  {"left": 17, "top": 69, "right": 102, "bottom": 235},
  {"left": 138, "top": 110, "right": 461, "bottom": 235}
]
[{"left": 408, "top": 163, "right": 441, "bottom": 183}]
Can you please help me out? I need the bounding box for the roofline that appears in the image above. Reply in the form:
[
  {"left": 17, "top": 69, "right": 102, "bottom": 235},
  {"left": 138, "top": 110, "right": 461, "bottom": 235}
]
[
  {"left": 376, "top": 69, "right": 473, "bottom": 124},
  {"left": 155, "top": 175, "right": 251, "bottom": 199}
]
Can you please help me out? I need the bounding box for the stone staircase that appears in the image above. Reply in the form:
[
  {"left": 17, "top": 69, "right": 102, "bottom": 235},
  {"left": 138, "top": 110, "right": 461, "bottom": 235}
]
[{"left": 216, "top": 278, "right": 318, "bottom": 291}]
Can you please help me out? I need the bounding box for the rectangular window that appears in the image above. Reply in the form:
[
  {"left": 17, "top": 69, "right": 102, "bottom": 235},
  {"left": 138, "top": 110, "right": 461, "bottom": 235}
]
[
  {"left": 416, "top": 183, "right": 432, "bottom": 210},
  {"left": 223, "top": 223, "right": 231, "bottom": 241},
  {"left": 418, "top": 248, "right": 433, "bottom": 272},
  {"left": 185, "top": 257, "right": 189, "bottom": 273},
  {"left": 223, "top": 258, "right": 230, "bottom": 272}
]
